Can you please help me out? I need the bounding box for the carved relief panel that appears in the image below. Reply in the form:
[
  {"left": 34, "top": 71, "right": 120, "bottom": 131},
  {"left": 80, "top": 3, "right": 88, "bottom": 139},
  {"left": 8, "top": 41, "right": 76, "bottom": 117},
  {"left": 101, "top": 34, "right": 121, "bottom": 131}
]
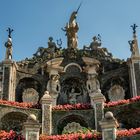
[
  {"left": 108, "top": 85, "right": 125, "bottom": 101},
  {"left": 22, "top": 88, "right": 39, "bottom": 103}
]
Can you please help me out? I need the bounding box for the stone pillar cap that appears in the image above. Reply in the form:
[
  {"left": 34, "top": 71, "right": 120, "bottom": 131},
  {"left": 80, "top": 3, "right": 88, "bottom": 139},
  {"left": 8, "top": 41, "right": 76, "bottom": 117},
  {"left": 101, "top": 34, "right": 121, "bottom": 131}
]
[
  {"left": 42, "top": 91, "right": 52, "bottom": 99},
  {"left": 92, "top": 91, "right": 106, "bottom": 102},
  {"left": 40, "top": 91, "right": 53, "bottom": 104},
  {"left": 27, "top": 114, "right": 37, "bottom": 122},
  {"left": 100, "top": 111, "right": 119, "bottom": 128},
  {"left": 23, "top": 114, "right": 40, "bottom": 127},
  {"left": 105, "top": 111, "right": 114, "bottom": 119}
]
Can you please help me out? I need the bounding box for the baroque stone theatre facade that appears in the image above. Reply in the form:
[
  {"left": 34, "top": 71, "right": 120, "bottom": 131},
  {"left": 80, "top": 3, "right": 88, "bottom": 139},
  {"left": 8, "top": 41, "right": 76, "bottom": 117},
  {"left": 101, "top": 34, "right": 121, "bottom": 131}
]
[{"left": 0, "top": 10, "right": 140, "bottom": 140}]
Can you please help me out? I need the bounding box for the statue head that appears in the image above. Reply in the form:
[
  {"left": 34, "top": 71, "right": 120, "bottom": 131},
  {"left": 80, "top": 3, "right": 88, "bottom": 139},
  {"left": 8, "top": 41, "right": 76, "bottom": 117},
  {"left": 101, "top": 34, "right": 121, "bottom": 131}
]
[
  {"left": 93, "top": 36, "right": 97, "bottom": 41},
  {"left": 49, "top": 37, "right": 53, "bottom": 41},
  {"left": 71, "top": 87, "right": 75, "bottom": 93}
]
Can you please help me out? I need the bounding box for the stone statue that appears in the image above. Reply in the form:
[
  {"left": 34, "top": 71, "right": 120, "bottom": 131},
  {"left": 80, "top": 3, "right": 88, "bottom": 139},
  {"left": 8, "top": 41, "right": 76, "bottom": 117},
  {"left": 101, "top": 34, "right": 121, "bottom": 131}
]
[
  {"left": 5, "top": 28, "right": 14, "bottom": 60},
  {"left": 47, "top": 37, "right": 62, "bottom": 58},
  {"left": 62, "top": 4, "right": 81, "bottom": 49},
  {"left": 68, "top": 87, "right": 81, "bottom": 104},
  {"left": 47, "top": 37, "right": 57, "bottom": 52},
  {"left": 128, "top": 40, "right": 136, "bottom": 55},
  {"left": 47, "top": 74, "right": 61, "bottom": 95},
  {"left": 5, "top": 37, "right": 13, "bottom": 59},
  {"left": 47, "top": 74, "right": 61, "bottom": 105},
  {"left": 128, "top": 24, "right": 139, "bottom": 57},
  {"left": 86, "top": 74, "right": 100, "bottom": 95},
  {"left": 84, "top": 35, "right": 101, "bottom": 50}
]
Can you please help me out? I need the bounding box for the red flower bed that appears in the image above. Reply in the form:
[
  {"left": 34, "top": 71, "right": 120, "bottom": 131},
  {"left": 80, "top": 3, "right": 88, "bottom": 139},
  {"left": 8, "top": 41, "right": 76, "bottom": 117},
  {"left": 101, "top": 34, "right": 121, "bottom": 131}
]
[
  {"left": 40, "top": 132, "right": 101, "bottom": 140},
  {"left": 52, "top": 103, "right": 92, "bottom": 111},
  {"left": 0, "top": 130, "right": 25, "bottom": 140},
  {"left": 0, "top": 99, "right": 41, "bottom": 109},
  {"left": 117, "top": 127, "right": 140, "bottom": 138},
  {"left": 105, "top": 96, "right": 140, "bottom": 108}
]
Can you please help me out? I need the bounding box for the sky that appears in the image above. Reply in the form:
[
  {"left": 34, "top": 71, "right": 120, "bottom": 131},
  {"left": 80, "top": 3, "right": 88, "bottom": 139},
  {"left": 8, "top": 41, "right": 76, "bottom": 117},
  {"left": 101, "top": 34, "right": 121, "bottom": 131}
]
[{"left": 0, "top": 0, "right": 140, "bottom": 61}]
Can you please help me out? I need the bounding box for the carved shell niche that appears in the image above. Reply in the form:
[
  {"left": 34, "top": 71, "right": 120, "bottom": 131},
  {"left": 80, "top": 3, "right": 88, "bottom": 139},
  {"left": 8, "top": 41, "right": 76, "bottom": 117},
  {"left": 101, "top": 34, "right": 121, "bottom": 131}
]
[
  {"left": 22, "top": 88, "right": 39, "bottom": 104},
  {"left": 108, "top": 85, "right": 125, "bottom": 101}
]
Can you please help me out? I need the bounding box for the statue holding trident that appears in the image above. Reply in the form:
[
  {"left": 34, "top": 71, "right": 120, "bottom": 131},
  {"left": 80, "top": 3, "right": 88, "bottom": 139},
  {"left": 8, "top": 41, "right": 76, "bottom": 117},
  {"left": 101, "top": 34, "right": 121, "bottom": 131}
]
[{"left": 62, "top": 3, "right": 82, "bottom": 49}]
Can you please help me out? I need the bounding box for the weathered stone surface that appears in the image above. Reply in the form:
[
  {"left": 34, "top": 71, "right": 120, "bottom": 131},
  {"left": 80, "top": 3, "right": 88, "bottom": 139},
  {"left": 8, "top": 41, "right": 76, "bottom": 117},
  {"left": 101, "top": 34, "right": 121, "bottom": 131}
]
[
  {"left": 0, "top": 104, "right": 41, "bottom": 132},
  {"left": 52, "top": 109, "right": 94, "bottom": 134}
]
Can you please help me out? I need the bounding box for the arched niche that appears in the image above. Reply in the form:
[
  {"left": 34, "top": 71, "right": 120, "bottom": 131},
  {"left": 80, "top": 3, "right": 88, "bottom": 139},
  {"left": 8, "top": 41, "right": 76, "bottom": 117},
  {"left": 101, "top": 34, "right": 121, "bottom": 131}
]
[
  {"left": 15, "top": 77, "right": 42, "bottom": 102},
  {"left": 102, "top": 76, "right": 127, "bottom": 101},
  {"left": 1, "top": 112, "right": 28, "bottom": 132},
  {"left": 64, "top": 63, "right": 82, "bottom": 73},
  {"left": 57, "top": 114, "right": 88, "bottom": 134},
  {"left": 57, "top": 77, "right": 90, "bottom": 105}
]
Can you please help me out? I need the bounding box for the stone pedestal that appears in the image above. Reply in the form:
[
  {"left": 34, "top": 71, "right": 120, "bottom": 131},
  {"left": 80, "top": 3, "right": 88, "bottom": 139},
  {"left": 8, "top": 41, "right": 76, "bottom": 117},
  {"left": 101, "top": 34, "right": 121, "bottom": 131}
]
[
  {"left": 23, "top": 114, "right": 40, "bottom": 140},
  {"left": 1, "top": 60, "right": 17, "bottom": 101},
  {"left": 40, "top": 91, "right": 53, "bottom": 135},
  {"left": 92, "top": 90, "right": 106, "bottom": 131},
  {"left": 100, "top": 112, "right": 119, "bottom": 140},
  {"left": 127, "top": 57, "right": 140, "bottom": 97}
]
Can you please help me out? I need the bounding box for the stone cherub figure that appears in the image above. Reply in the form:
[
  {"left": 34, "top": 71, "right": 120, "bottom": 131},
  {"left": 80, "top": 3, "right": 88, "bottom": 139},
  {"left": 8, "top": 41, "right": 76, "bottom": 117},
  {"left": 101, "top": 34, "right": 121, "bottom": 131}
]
[{"left": 5, "top": 28, "right": 14, "bottom": 60}]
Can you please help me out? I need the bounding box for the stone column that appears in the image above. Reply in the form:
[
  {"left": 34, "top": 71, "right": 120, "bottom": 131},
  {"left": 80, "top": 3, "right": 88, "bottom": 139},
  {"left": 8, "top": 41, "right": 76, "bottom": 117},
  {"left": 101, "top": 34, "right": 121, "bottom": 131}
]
[
  {"left": 127, "top": 27, "right": 140, "bottom": 97},
  {"left": 127, "top": 58, "right": 140, "bottom": 97},
  {"left": 23, "top": 114, "right": 40, "bottom": 140},
  {"left": 100, "top": 111, "right": 119, "bottom": 140},
  {"left": 40, "top": 91, "right": 53, "bottom": 135},
  {"left": 2, "top": 60, "right": 17, "bottom": 101},
  {"left": 92, "top": 90, "right": 106, "bottom": 131}
]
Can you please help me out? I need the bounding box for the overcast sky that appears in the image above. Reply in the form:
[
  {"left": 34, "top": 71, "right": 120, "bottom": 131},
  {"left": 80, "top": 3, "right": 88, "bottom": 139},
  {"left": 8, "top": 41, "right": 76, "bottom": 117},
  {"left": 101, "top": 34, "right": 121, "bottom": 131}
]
[{"left": 0, "top": 0, "right": 140, "bottom": 61}]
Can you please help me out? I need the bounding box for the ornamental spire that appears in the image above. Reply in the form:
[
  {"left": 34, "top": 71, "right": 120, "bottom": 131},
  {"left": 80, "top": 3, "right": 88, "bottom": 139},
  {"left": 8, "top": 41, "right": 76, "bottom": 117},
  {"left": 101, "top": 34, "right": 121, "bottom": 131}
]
[
  {"left": 4, "top": 27, "right": 14, "bottom": 60},
  {"left": 128, "top": 24, "right": 139, "bottom": 57}
]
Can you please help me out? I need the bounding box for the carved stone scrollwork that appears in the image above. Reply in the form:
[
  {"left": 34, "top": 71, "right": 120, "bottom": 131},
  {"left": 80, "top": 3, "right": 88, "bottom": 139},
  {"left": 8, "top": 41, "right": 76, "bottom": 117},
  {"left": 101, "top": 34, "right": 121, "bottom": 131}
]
[
  {"left": 22, "top": 88, "right": 39, "bottom": 103},
  {"left": 108, "top": 85, "right": 125, "bottom": 101}
]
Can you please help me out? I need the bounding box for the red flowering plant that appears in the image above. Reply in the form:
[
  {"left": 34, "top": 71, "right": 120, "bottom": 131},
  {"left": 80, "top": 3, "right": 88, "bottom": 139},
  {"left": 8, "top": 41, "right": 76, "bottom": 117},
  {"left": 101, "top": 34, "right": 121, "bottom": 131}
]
[
  {"left": 52, "top": 103, "right": 92, "bottom": 111},
  {"left": 0, "top": 130, "right": 25, "bottom": 140},
  {"left": 105, "top": 96, "right": 140, "bottom": 108},
  {"left": 40, "top": 131, "right": 101, "bottom": 140},
  {"left": 117, "top": 127, "right": 140, "bottom": 138},
  {"left": 0, "top": 99, "right": 41, "bottom": 109}
]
